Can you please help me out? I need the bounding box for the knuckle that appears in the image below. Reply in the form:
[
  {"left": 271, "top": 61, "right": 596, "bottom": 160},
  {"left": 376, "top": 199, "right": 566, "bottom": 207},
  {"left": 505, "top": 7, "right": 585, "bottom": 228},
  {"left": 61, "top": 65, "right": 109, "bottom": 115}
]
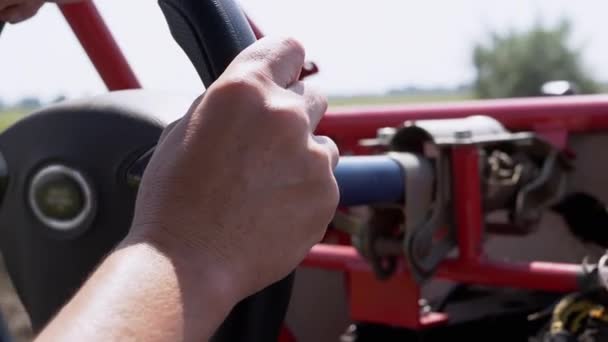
[
  {"left": 309, "top": 181, "right": 339, "bottom": 242},
  {"left": 307, "top": 84, "right": 327, "bottom": 103},
  {"left": 307, "top": 175, "right": 338, "bottom": 209},
  {"left": 265, "top": 99, "right": 310, "bottom": 132},
  {"left": 220, "top": 74, "right": 257, "bottom": 93},
  {"left": 213, "top": 74, "right": 264, "bottom": 104},
  {"left": 327, "top": 178, "right": 340, "bottom": 207},
  {"left": 279, "top": 37, "right": 306, "bottom": 63},
  {"left": 308, "top": 144, "right": 333, "bottom": 170},
  {"left": 304, "top": 92, "right": 327, "bottom": 119},
  {"left": 314, "top": 91, "right": 329, "bottom": 113},
  {"left": 282, "top": 112, "right": 310, "bottom": 137},
  {"left": 318, "top": 135, "right": 339, "bottom": 157},
  {"left": 305, "top": 148, "right": 339, "bottom": 207},
  {"left": 309, "top": 226, "right": 326, "bottom": 246}
]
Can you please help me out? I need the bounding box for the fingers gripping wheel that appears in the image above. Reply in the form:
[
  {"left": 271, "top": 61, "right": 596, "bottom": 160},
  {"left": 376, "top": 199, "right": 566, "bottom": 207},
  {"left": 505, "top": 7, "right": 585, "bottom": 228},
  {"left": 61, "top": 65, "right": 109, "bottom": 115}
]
[
  {"left": 158, "top": 0, "right": 256, "bottom": 86},
  {"left": 159, "top": 1, "right": 293, "bottom": 341}
]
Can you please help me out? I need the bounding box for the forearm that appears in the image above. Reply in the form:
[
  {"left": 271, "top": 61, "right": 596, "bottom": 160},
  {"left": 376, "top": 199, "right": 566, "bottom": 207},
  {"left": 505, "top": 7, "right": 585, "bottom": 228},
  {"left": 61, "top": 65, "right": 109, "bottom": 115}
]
[{"left": 36, "top": 234, "right": 237, "bottom": 341}]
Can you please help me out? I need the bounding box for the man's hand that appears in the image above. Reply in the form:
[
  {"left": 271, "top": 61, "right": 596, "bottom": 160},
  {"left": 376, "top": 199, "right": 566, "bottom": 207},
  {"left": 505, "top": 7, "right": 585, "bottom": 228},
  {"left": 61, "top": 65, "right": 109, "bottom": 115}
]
[
  {"left": 131, "top": 35, "right": 339, "bottom": 302},
  {"left": 0, "top": 0, "right": 84, "bottom": 23},
  {"left": 36, "top": 37, "right": 339, "bottom": 341}
]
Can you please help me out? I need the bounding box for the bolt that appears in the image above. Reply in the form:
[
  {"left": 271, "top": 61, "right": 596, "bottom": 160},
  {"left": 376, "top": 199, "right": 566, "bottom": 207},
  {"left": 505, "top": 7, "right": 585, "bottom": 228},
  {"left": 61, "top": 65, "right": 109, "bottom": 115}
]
[
  {"left": 454, "top": 130, "right": 472, "bottom": 140},
  {"left": 376, "top": 127, "right": 397, "bottom": 145}
]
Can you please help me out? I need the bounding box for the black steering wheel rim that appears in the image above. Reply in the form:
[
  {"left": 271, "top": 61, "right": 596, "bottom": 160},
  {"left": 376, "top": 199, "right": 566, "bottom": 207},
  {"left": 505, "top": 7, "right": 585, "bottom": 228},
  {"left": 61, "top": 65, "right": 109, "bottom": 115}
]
[
  {"left": 158, "top": 1, "right": 296, "bottom": 340},
  {"left": 158, "top": 0, "right": 257, "bottom": 87}
]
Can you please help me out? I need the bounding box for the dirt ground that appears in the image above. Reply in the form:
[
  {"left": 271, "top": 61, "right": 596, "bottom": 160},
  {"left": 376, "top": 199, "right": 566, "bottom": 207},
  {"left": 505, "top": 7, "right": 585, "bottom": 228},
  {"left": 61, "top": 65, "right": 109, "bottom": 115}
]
[{"left": 0, "top": 256, "right": 32, "bottom": 341}]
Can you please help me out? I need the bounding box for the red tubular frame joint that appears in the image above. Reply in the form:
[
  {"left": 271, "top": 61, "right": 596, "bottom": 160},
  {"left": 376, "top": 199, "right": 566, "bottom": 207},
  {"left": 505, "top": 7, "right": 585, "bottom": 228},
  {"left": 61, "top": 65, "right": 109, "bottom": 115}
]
[{"left": 303, "top": 244, "right": 582, "bottom": 293}]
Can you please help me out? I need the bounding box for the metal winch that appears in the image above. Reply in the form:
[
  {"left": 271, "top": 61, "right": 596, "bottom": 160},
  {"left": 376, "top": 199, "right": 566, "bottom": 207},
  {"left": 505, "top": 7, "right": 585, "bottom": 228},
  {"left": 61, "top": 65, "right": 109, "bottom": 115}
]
[{"left": 343, "top": 115, "right": 571, "bottom": 281}]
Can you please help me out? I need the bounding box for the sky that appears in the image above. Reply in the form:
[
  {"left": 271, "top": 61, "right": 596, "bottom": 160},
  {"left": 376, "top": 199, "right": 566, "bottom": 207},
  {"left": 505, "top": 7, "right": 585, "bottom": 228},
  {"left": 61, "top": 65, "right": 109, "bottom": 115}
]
[{"left": 1, "top": 0, "right": 608, "bottom": 104}]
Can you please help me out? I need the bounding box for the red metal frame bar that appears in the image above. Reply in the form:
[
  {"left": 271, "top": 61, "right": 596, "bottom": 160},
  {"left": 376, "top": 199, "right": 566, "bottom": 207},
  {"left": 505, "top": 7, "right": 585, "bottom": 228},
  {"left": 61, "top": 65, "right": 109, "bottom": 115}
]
[
  {"left": 437, "top": 259, "right": 581, "bottom": 292},
  {"left": 321, "top": 95, "right": 608, "bottom": 134},
  {"left": 319, "top": 95, "right": 608, "bottom": 152},
  {"left": 278, "top": 325, "right": 296, "bottom": 342},
  {"left": 245, "top": 14, "right": 264, "bottom": 39},
  {"left": 59, "top": 2, "right": 141, "bottom": 91},
  {"left": 452, "top": 146, "right": 484, "bottom": 261},
  {"left": 303, "top": 245, "right": 581, "bottom": 293}
]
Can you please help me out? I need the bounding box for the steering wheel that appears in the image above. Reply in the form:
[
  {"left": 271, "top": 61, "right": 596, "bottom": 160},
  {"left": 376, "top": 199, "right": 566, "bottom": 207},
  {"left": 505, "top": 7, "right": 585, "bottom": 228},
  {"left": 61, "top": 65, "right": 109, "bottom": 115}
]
[{"left": 0, "top": 0, "right": 294, "bottom": 340}]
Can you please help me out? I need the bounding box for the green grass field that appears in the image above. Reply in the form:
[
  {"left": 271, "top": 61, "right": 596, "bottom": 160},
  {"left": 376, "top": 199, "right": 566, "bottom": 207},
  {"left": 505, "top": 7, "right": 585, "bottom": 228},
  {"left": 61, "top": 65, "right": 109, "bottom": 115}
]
[
  {"left": 0, "top": 111, "right": 25, "bottom": 132},
  {"left": 0, "top": 93, "right": 472, "bottom": 133},
  {"left": 328, "top": 92, "right": 472, "bottom": 107}
]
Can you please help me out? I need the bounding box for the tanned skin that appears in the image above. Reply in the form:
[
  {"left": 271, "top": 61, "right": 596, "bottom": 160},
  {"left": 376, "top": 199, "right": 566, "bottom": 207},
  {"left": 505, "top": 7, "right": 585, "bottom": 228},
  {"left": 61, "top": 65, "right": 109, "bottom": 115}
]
[{"left": 0, "top": 0, "right": 84, "bottom": 23}]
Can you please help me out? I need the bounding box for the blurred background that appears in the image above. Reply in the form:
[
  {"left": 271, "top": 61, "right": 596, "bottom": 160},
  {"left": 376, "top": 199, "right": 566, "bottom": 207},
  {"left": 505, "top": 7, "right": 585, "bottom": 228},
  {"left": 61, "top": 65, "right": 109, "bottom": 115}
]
[
  {"left": 1, "top": 0, "right": 608, "bottom": 116},
  {"left": 0, "top": 0, "right": 608, "bottom": 340}
]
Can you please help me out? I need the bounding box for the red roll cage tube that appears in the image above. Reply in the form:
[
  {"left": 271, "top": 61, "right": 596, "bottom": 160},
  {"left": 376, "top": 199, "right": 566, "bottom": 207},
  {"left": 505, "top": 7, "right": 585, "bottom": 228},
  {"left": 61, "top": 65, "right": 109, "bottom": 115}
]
[{"left": 58, "top": 1, "right": 604, "bottom": 333}]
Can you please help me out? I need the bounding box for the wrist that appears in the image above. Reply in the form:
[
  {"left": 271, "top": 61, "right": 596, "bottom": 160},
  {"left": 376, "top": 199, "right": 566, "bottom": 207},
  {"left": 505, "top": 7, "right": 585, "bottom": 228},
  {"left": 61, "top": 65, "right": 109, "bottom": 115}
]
[
  {"left": 119, "top": 226, "right": 241, "bottom": 331},
  {"left": 39, "top": 227, "right": 241, "bottom": 341}
]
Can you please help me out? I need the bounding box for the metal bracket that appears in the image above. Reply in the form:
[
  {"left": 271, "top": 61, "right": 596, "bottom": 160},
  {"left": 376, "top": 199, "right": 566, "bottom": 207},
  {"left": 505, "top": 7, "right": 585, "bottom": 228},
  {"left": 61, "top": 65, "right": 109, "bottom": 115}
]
[
  {"left": 389, "top": 152, "right": 455, "bottom": 282},
  {"left": 514, "top": 150, "right": 568, "bottom": 228}
]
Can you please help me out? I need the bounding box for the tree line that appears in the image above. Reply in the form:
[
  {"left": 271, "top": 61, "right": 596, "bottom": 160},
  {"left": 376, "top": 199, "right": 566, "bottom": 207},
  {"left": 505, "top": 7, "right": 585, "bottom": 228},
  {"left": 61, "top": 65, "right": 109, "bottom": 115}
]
[
  {"left": 473, "top": 19, "right": 599, "bottom": 98},
  {"left": 0, "top": 95, "right": 66, "bottom": 111},
  {"left": 388, "top": 19, "right": 601, "bottom": 99}
]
